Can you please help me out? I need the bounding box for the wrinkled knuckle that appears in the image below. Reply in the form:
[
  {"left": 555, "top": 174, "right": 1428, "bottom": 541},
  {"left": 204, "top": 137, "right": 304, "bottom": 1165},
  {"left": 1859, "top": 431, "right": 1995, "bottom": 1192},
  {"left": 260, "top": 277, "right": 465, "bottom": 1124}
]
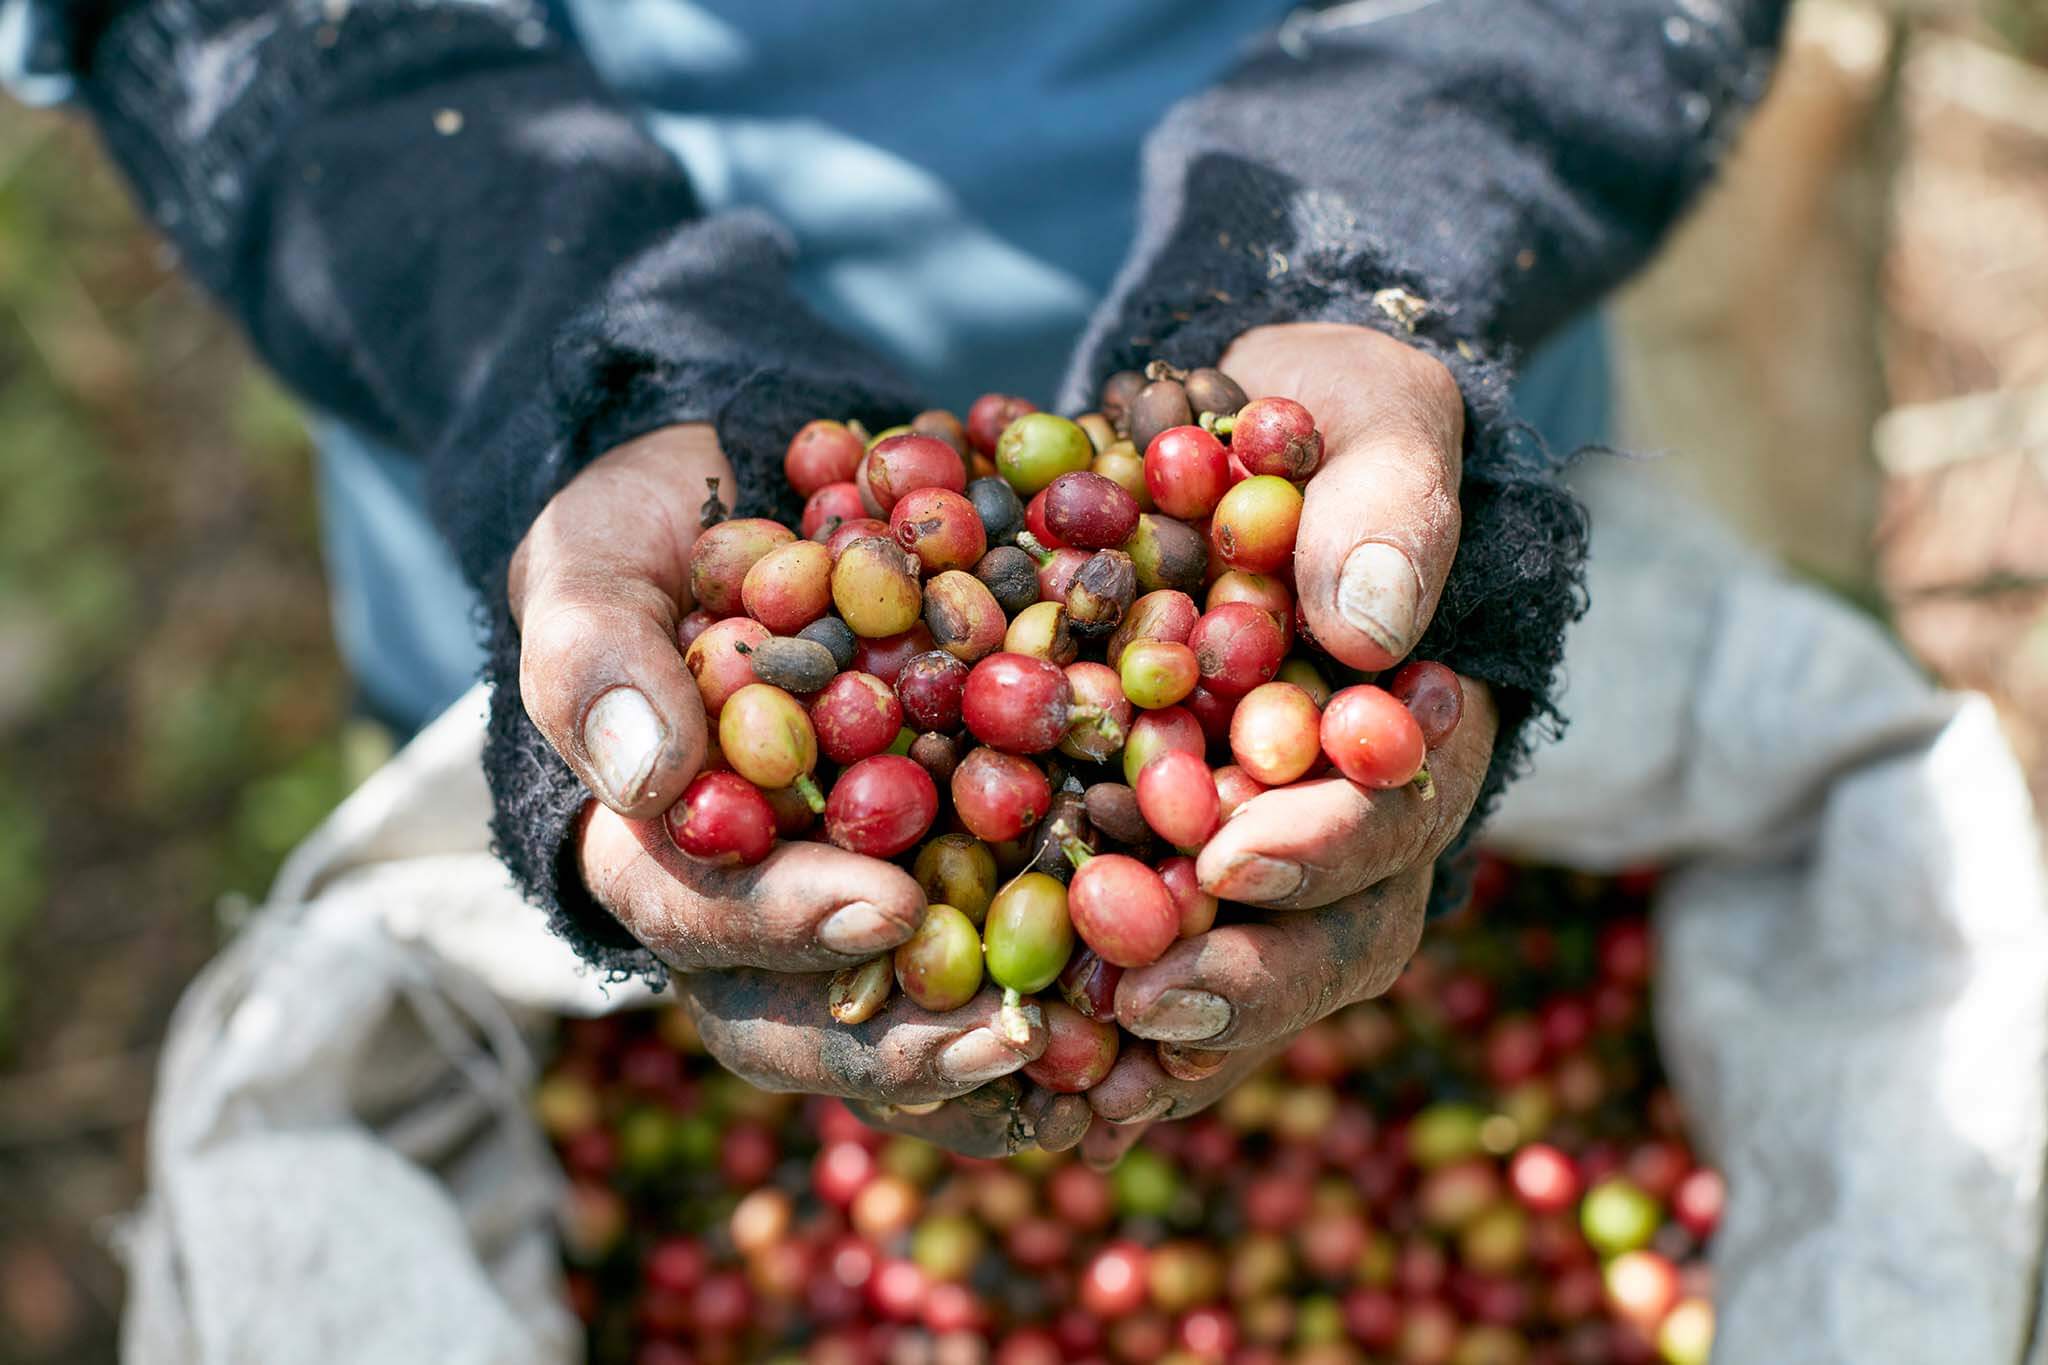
[
  {"left": 711, "top": 886, "right": 787, "bottom": 962},
  {"left": 516, "top": 605, "right": 601, "bottom": 727},
  {"left": 695, "top": 1028, "right": 786, "bottom": 1093},
  {"left": 519, "top": 593, "right": 593, "bottom": 665},
  {"left": 1423, "top": 478, "right": 1461, "bottom": 547},
  {"left": 1399, "top": 351, "right": 1464, "bottom": 440},
  {"left": 870, "top": 1033, "right": 940, "bottom": 1100},
  {"left": 613, "top": 572, "right": 684, "bottom": 625},
  {"left": 1423, "top": 795, "right": 1472, "bottom": 864},
  {"left": 1376, "top": 376, "right": 1474, "bottom": 478},
  {"left": 815, "top": 1033, "right": 884, "bottom": 1096},
  {"left": 1411, "top": 350, "right": 1463, "bottom": 414},
  {"left": 574, "top": 825, "right": 628, "bottom": 913},
  {"left": 1292, "top": 818, "right": 1375, "bottom": 892},
  {"left": 532, "top": 570, "right": 673, "bottom": 654},
  {"left": 1395, "top": 443, "right": 1458, "bottom": 527},
  {"left": 736, "top": 1065, "right": 806, "bottom": 1096},
  {"left": 585, "top": 852, "right": 675, "bottom": 958},
  {"left": 1290, "top": 971, "right": 1337, "bottom": 1036},
  {"left": 507, "top": 536, "right": 541, "bottom": 621},
  {"left": 1183, "top": 933, "right": 1255, "bottom": 999},
  {"left": 624, "top": 883, "right": 718, "bottom": 970},
  {"left": 1361, "top": 924, "right": 1422, "bottom": 1000},
  {"left": 1345, "top": 889, "right": 1423, "bottom": 1003},
  {"left": 1317, "top": 913, "right": 1380, "bottom": 1013},
  {"left": 1377, "top": 801, "right": 1438, "bottom": 877},
  {"left": 1307, "top": 789, "right": 1374, "bottom": 846},
  {"left": 597, "top": 861, "right": 657, "bottom": 940}
]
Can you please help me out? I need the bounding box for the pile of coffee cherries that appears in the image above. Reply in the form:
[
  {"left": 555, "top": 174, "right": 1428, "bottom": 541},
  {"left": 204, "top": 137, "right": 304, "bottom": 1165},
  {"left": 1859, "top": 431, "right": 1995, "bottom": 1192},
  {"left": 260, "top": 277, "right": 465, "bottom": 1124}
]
[
  {"left": 672, "top": 363, "right": 1461, "bottom": 1061},
  {"left": 539, "top": 861, "right": 1722, "bottom": 1365}
]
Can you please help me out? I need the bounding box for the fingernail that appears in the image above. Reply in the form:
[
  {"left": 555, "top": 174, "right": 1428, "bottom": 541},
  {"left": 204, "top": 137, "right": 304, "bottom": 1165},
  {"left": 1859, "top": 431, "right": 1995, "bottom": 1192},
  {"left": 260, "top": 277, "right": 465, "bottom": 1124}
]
[
  {"left": 1206, "top": 854, "right": 1303, "bottom": 904},
  {"left": 1338, "top": 542, "right": 1421, "bottom": 658},
  {"left": 1112, "top": 1093, "right": 1174, "bottom": 1125},
  {"left": 1034, "top": 1095, "right": 1094, "bottom": 1153},
  {"left": 584, "top": 687, "right": 665, "bottom": 806},
  {"left": 1158, "top": 1044, "right": 1229, "bottom": 1082},
  {"left": 819, "top": 901, "right": 914, "bottom": 956},
  {"left": 937, "top": 1028, "right": 1033, "bottom": 1086},
  {"left": 1130, "top": 988, "right": 1232, "bottom": 1042}
]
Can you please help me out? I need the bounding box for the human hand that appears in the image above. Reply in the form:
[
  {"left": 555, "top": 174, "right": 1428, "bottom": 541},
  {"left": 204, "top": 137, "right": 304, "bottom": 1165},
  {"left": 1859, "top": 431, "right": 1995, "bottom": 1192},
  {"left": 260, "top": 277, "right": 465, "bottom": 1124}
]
[
  {"left": 580, "top": 802, "right": 1086, "bottom": 1155},
  {"left": 512, "top": 427, "right": 1053, "bottom": 1151},
  {"left": 1079, "top": 673, "right": 1495, "bottom": 1162},
  {"left": 1078, "top": 322, "right": 1493, "bottom": 1158}
]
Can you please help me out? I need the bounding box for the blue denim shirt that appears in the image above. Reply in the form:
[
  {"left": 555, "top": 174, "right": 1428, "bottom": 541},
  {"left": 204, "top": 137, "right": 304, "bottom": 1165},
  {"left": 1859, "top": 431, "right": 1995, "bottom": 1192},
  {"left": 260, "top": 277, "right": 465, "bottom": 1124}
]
[
  {"left": 563, "top": 0, "right": 1304, "bottom": 408},
  {"left": 7, "top": 0, "right": 1609, "bottom": 730},
  {"left": 0, "top": 0, "right": 68, "bottom": 105},
  {"left": 7, "top": 0, "right": 1294, "bottom": 406}
]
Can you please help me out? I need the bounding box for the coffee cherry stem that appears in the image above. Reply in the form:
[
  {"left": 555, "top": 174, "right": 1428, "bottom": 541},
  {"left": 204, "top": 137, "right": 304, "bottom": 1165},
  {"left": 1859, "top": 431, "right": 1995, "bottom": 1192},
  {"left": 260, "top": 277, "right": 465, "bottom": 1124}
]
[
  {"left": 1059, "top": 835, "right": 1094, "bottom": 873},
  {"left": 1412, "top": 764, "right": 1436, "bottom": 802},
  {"left": 1014, "top": 531, "right": 1054, "bottom": 565},
  {"left": 1143, "top": 359, "right": 1185, "bottom": 383},
  {"left": 794, "top": 773, "right": 827, "bottom": 814},
  {"left": 1065, "top": 704, "right": 1125, "bottom": 752},
  {"left": 997, "top": 989, "right": 1043, "bottom": 1046},
  {"left": 700, "top": 476, "right": 729, "bottom": 529},
  {"left": 1198, "top": 411, "right": 1238, "bottom": 438}
]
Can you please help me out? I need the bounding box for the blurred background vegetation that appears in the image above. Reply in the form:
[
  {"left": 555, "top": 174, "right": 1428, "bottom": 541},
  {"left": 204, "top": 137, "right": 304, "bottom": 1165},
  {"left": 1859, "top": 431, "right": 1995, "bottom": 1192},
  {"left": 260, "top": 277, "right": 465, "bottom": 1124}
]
[
  {"left": 2, "top": 1, "right": 2046, "bottom": 1360},
  {"left": 0, "top": 111, "right": 388, "bottom": 1361}
]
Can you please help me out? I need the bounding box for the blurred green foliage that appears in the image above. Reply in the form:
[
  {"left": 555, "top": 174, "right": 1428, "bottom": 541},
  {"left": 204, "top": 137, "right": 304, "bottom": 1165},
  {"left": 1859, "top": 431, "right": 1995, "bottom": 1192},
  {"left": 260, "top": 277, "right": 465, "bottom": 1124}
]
[
  {"left": 1986, "top": 0, "right": 2048, "bottom": 64},
  {"left": 0, "top": 787, "right": 44, "bottom": 1056},
  {"left": 0, "top": 115, "right": 366, "bottom": 1058}
]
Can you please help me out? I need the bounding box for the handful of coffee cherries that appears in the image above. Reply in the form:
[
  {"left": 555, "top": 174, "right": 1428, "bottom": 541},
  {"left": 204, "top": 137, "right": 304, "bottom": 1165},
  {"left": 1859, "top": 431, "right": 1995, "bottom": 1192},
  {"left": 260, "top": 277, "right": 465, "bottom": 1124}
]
[
  {"left": 667, "top": 362, "right": 1464, "bottom": 1088},
  {"left": 543, "top": 865, "right": 1721, "bottom": 1365}
]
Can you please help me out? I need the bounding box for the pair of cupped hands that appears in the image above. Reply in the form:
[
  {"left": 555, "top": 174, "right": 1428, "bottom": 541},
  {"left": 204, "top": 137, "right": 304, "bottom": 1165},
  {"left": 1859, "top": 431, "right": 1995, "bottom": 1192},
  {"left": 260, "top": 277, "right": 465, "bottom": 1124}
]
[{"left": 508, "top": 323, "right": 1494, "bottom": 1165}]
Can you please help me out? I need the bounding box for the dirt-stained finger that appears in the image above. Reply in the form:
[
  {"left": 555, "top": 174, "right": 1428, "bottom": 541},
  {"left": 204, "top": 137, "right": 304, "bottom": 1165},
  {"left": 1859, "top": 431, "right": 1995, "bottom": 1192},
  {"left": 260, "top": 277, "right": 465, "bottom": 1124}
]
[
  {"left": 582, "top": 807, "right": 926, "bottom": 972},
  {"left": 683, "top": 976, "right": 1047, "bottom": 1108}
]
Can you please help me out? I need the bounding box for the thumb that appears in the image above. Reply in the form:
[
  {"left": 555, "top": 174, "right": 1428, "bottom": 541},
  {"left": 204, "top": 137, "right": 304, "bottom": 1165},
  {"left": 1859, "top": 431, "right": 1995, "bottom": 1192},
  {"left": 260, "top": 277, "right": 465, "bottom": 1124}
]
[
  {"left": 1296, "top": 405, "right": 1462, "bottom": 672},
  {"left": 1221, "top": 323, "right": 1465, "bottom": 672},
  {"left": 509, "top": 426, "right": 728, "bottom": 817}
]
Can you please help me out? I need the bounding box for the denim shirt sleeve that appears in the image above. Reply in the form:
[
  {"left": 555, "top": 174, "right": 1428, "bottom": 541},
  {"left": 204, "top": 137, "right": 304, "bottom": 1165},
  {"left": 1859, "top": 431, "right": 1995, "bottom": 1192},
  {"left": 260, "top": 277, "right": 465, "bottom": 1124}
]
[
  {"left": 32, "top": 0, "right": 922, "bottom": 982},
  {"left": 1061, "top": 0, "right": 1790, "bottom": 910},
  {"left": 1, "top": 0, "right": 76, "bottom": 104}
]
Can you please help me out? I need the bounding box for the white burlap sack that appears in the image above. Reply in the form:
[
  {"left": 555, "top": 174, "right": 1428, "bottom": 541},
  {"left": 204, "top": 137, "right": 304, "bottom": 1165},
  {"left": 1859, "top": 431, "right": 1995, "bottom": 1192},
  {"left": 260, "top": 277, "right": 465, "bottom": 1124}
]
[{"left": 119, "top": 463, "right": 2048, "bottom": 1364}]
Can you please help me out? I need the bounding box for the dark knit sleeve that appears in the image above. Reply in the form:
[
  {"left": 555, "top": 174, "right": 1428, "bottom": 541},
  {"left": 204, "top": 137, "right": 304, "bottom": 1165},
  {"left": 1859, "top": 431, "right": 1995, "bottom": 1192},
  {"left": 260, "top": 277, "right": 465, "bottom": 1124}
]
[
  {"left": 1067, "top": 0, "right": 1791, "bottom": 904},
  {"left": 478, "top": 377, "right": 912, "bottom": 985},
  {"left": 64, "top": 0, "right": 921, "bottom": 977}
]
